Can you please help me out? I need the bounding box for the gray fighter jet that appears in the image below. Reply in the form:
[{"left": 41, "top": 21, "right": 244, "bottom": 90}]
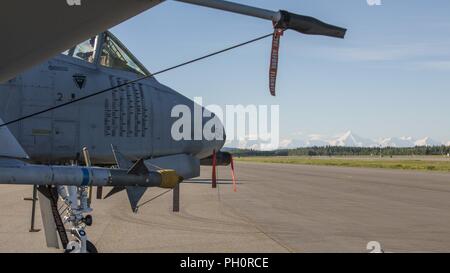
[{"left": 0, "top": 0, "right": 346, "bottom": 252}]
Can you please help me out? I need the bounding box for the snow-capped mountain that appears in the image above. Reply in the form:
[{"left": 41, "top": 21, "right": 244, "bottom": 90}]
[
  {"left": 414, "top": 137, "right": 442, "bottom": 147},
  {"left": 280, "top": 139, "right": 307, "bottom": 149},
  {"left": 224, "top": 131, "right": 447, "bottom": 150},
  {"left": 305, "top": 134, "right": 330, "bottom": 147},
  {"left": 329, "top": 131, "right": 377, "bottom": 147},
  {"left": 379, "top": 136, "right": 415, "bottom": 148}
]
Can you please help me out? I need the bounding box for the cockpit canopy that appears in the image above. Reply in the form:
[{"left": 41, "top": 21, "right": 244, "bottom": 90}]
[{"left": 62, "top": 31, "right": 149, "bottom": 76}]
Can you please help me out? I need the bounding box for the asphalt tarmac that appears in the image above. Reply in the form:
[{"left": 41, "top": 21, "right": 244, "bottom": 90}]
[{"left": 0, "top": 162, "right": 449, "bottom": 252}]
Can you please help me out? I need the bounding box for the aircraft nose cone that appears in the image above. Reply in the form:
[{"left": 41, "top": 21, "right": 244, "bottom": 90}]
[
  {"left": 198, "top": 111, "right": 226, "bottom": 159},
  {"left": 208, "top": 114, "right": 226, "bottom": 148}
]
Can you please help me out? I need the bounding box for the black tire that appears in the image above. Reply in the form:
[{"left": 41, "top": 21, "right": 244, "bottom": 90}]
[{"left": 86, "top": 240, "right": 98, "bottom": 253}]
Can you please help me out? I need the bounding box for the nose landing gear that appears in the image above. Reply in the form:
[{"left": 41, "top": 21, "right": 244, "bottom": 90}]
[
  {"left": 58, "top": 185, "right": 97, "bottom": 253},
  {"left": 65, "top": 229, "right": 98, "bottom": 253},
  {"left": 37, "top": 184, "right": 98, "bottom": 253}
]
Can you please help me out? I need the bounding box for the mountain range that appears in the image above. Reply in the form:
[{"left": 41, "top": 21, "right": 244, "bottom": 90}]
[
  {"left": 281, "top": 131, "right": 447, "bottom": 148},
  {"left": 225, "top": 131, "right": 449, "bottom": 150}
]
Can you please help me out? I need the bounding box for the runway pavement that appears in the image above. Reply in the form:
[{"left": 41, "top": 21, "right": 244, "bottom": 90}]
[{"left": 0, "top": 162, "right": 449, "bottom": 252}]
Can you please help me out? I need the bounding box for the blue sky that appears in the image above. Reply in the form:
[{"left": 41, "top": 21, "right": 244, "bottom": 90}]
[{"left": 111, "top": 0, "right": 450, "bottom": 142}]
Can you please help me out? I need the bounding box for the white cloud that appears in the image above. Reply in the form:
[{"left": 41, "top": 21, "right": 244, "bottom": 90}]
[
  {"left": 415, "top": 61, "right": 450, "bottom": 71},
  {"left": 319, "top": 43, "right": 450, "bottom": 63},
  {"left": 334, "top": 47, "right": 411, "bottom": 62}
]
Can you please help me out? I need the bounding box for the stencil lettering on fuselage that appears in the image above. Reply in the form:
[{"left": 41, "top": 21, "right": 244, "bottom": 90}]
[{"left": 104, "top": 76, "right": 149, "bottom": 138}]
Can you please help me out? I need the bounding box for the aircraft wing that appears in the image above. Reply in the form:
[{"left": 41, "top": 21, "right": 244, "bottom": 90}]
[{"left": 0, "top": 0, "right": 164, "bottom": 83}]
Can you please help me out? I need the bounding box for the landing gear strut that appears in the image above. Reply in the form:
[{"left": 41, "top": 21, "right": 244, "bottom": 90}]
[
  {"left": 37, "top": 184, "right": 97, "bottom": 253},
  {"left": 57, "top": 185, "right": 96, "bottom": 253}
]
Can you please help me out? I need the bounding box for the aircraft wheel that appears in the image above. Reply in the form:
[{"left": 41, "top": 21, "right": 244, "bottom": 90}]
[
  {"left": 86, "top": 240, "right": 98, "bottom": 253},
  {"left": 64, "top": 240, "right": 98, "bottom": 253}
]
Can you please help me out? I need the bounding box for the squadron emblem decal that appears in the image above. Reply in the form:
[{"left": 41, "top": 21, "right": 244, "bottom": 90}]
[{"left": 73, "top": 74, "right": 87, "bottom": 89}]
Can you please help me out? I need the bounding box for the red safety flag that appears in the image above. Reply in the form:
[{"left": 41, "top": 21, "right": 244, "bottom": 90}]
[
  {"left": 212, "top": 150, "right": 217, "bottom": 188},
  {"left": 269, "top": 28, "right": 284, "bottom": 96}
]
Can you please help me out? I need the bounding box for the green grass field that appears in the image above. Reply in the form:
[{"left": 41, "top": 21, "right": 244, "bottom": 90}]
[{"left": 234, "top": 156, "right": 450, "bottom": 172}]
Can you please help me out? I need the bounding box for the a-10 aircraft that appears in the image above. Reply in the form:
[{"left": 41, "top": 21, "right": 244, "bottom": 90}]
[{"left": 0, "top": 0, "right": 346, "bottom": 252}]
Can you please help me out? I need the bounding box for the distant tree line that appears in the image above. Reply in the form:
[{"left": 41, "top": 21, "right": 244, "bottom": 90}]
[{"left": 230, "top": 146, "right": 450, "bottom": 157}]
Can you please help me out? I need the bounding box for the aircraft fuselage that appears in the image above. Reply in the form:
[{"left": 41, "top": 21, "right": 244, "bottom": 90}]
[{"left": 0, "top": 54, "right": 224, "bottom": 164}]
